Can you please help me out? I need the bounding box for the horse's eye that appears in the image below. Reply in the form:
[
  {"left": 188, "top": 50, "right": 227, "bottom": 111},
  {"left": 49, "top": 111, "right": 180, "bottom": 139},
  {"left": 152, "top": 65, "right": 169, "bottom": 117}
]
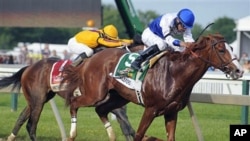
[
  {"left": 230, "top": 46, "right": 233, "bottom": 51},
  {"left": 217, "top": 47, "right": 225, "bottom": 54}
]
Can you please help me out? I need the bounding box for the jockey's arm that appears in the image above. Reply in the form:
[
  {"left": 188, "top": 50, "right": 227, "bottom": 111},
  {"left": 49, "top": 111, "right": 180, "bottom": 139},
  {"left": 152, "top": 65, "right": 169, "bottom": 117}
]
[
  {"left": 165, "top": 34, "right": 192, "bottom": 48},
  {"left": 97, "top": 38, "right": 132, "bottom": 47},
  {"left": 120, "top": 39, "right": 133, "bottom": 45}
]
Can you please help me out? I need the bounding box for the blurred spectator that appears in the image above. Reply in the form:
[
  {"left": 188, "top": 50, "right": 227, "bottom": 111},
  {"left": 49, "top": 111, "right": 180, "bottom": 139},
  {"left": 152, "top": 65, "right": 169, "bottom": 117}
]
[
  {"left": 19, "top": 44, "right": 29, "bottom": 64},
  {"left": 6, "top": 55, "right": 14, "bottom": 64},
  {"left": 0, "top": 55, "right": 3, "bottom": 63},
  {"left": 26, "top": 50, "right": 35, "bottom": 65},
  {"left": 239, "top": 52, "right": 249, "bottom": 66},
  {"left": 50, "top": 50, "right": 61, "bottom": 59},
  {"left": 13, "top": 56, "right": 19, "bottom": 64},
  {"left": 41, "top": 43, "right": 51, "bottom": 59},
  {"left": 243, "top": 60, "right": 250, "bottom": 73},
  {"left": 62, "top": 50, "right": 71, "bottom": 60},
  {"left": 239, "top": 52, "right": 250, "bottom": 73},
  {"left": 1, "top": 54, "right": 9, "bottom": 64},
  {"left": 33, "top": 51, "right": 43, "bottom": 63}
]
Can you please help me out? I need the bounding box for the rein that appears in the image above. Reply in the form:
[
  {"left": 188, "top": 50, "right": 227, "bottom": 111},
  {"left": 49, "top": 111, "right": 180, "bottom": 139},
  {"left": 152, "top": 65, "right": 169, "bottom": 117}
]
[{"left": 189, "top": 39, "right": 236, "bottom": 73}]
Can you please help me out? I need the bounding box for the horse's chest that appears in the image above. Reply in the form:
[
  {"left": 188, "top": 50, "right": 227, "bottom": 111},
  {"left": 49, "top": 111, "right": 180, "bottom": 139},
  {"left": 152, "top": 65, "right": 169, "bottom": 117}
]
[
  {"left": 155, "top": 100, "right": 184, "bottom": 116},
  {"left": 160, "top": 96, "right": 187, "bottom": 114}
]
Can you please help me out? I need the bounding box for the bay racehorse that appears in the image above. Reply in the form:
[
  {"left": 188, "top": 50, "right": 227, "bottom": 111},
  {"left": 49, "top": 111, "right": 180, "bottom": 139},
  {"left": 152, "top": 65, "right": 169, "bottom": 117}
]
[
  {"left": 0, "top": 45, "right": 143, "bottom": 141},
  {"left": 61, "top": 33, "right": 244, "bottom": 141}
]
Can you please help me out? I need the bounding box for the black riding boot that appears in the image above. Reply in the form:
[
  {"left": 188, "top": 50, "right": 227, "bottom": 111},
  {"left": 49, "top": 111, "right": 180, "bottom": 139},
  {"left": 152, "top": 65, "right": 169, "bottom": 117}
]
[
  {"left": 131, "top": 44, "right": 160, "bottom": 71},
  {"left": 71, "top": 52, "right": 88, "bottom": 67}
]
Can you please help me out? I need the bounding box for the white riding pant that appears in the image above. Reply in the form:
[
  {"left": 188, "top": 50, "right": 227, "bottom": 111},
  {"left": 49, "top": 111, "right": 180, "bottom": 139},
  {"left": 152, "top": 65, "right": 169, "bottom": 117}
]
[
  {"left": 141, "top": 28, "right": 185, "bottom": 52},
  {"left": 68, "top": 37, "right": 94, "bottom": 59},
  {"left": 141, "top": 28, "right": 167, "bottom": 51}
]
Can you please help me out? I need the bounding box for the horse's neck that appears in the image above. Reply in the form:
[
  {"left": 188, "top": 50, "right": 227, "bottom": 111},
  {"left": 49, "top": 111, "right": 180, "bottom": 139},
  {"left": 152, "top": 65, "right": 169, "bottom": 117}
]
[{"left": 171, "top": 57, "right": 209, "bottom": 87}]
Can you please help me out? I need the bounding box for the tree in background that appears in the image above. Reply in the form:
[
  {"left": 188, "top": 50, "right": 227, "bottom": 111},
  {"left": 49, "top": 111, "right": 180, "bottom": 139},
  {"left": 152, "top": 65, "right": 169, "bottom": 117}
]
[
  {"left": 137, "top": 10, "right": 159, "bottom": 28},
  {"left": 0, "top": 28, "right": 15, "bottom": 50},
  {"left": 102, "top": 4, "right": 130, "bottom": 38},
  {"left": 209, "top": 17, "right": 236, "bottom": 43}
]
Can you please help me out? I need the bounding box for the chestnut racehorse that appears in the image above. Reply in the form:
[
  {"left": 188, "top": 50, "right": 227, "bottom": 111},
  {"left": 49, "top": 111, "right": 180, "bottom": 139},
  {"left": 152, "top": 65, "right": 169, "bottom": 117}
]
[
  {"left": 0, "top": 45, "right": 143, "bottom": 141},
  {"left": 61, "top": 33, "right": 244, "bottom": 141}
]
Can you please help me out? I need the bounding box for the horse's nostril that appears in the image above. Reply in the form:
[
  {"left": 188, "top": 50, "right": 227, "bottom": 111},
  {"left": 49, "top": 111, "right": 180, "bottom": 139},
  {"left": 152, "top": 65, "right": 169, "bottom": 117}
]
[
  {"left": 236, "top": 69, "right": 240, "bottom": 73},
  {"left": 223, "top": 66, "right": 230, "bottom": 73},
  {"left": 235, "top": 69, "right": 244, "bottom": 77}
]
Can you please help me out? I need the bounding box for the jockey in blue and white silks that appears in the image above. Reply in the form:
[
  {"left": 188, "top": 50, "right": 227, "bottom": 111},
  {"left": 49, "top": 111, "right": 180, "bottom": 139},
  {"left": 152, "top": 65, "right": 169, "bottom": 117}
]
[{"left": 131, "top": 8, "right": 195, "bottom": 71}]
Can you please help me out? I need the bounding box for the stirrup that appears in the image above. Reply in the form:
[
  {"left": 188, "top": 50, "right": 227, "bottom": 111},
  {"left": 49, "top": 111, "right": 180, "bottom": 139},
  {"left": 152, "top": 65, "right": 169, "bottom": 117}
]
[
  {"left": 71, "top": 58, "right": 83, "bottom": 67},
  {"left": 131, "top": 62, "right": 141, "bottom": 71}
]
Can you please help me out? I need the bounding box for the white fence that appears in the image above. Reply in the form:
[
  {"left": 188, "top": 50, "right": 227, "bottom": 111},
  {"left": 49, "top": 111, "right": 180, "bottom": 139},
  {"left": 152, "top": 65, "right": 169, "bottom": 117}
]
[{"left": 193, "top": 71, "right": 250, "bottom": 95}]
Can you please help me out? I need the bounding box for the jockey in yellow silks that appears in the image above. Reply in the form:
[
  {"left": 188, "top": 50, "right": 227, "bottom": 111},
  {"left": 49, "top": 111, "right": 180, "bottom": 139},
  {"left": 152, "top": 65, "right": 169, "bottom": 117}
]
[{"left": 68, "top": 24, "right": 133, "bottom": 66}]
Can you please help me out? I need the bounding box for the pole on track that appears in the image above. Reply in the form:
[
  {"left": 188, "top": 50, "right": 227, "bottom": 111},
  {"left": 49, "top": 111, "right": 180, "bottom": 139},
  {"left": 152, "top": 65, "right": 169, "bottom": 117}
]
[{"left": 49, "top": 99, "right": 67, "bottom": 141}]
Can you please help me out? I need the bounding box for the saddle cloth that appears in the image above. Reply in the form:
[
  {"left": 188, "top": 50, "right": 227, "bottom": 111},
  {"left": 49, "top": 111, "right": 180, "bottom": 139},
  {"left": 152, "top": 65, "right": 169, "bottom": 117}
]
[
  {"left": 50, "top": 60, "right": 71, "bottom": 92},
  {"left": 112, "top": 51, "right": 167, "bottom": 89},
  {"left": 113, "top": 53, "right": 149, "bottom": 89}
]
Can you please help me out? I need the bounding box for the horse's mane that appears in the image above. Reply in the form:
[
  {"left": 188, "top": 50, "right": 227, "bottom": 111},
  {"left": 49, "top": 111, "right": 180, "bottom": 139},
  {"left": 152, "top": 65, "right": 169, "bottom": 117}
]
[{"left": 165, "top": 33, "right": 225, "bottom": 62}]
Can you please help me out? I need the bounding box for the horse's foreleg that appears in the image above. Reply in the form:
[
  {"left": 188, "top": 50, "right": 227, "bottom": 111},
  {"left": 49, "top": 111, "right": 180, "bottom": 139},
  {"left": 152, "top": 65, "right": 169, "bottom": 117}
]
[
  {"left": 135, "top": 108, "right": 155, "bottom": 141},
  {"left": 68, "top": 106, "right": 78, "bottom": 141},
  {"left": 7, "top": 106, "right": 30, "bottom": 141},
  {"left": 164, "top": 113, "right": 178, "bottom": 141}
]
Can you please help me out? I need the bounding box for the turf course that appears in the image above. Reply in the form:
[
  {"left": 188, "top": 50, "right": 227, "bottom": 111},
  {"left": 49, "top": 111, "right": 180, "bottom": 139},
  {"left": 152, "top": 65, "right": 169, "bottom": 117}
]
[{"left": 0, "top": 93, "right": 249, "bottom": 141}]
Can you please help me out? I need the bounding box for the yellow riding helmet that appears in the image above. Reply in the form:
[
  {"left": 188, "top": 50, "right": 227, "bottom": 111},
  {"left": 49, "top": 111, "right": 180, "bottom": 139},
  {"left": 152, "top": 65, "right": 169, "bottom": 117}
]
[{"left": 103, "top": 25, "right": 118, "bottom": 40}]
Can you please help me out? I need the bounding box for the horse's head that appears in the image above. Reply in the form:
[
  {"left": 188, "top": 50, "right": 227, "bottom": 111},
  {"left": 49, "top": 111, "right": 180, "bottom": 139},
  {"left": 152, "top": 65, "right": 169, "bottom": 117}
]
[{"left": 190, "top": 33, "right": 244, "bottom": 80}]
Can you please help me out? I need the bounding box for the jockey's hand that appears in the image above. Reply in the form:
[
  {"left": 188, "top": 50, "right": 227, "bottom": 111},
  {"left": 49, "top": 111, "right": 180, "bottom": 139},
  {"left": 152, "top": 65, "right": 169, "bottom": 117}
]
[
  {"left": 183, "top": 42, "right": 193, "bottom": 48},
  {"left": 166, "top": 46, "right": 175, "bottom": 53},
  {"left": 121, "top": 42, "right": 130, "bottom": 46}
]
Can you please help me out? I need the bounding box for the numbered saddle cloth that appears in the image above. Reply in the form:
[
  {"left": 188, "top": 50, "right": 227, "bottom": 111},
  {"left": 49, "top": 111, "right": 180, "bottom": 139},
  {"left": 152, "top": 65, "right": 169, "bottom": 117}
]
[{"left": 113, "top": 53, "right": 149, "bottom": 89}]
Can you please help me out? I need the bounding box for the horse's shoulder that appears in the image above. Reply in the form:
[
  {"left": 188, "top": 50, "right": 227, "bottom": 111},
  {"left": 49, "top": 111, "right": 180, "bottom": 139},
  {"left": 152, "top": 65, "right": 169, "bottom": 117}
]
[{"left": 162, "top": 51, "right": 185, "bottom": 62}]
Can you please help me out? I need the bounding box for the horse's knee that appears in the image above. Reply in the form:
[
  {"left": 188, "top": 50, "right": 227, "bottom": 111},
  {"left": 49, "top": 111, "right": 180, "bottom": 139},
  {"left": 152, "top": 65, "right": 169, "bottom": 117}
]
[{"left": 134, "top": 133, "right": 144, "bottom": 141}]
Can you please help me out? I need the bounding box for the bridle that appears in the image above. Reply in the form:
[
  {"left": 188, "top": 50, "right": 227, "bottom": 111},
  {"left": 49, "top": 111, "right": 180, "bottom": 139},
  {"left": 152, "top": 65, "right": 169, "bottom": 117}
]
[{"left": 189, "top": 37, "right": 237, "bottom": 74}]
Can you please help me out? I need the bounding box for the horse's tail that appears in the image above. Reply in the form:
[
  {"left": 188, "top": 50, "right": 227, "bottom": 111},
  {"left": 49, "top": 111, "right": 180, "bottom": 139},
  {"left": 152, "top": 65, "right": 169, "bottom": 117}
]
[{"left": 0, "top": 66, "right": 28, "bottom": 92}]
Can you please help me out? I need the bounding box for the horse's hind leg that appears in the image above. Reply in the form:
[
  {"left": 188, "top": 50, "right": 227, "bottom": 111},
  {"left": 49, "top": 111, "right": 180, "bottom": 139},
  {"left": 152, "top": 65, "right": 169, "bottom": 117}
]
[
  {"left": 26, "top": 102, "right": 46, "bottom": 141},
  {"left": 23, "top": 89, "right": 55, "bottom": 141},
  {"left": 95, "top": 91, "right": 130, "bottom": 141},
  {"left": 68, "top": 105, "right": 79, "bottom": 141},
  {"left": 7, "top": 106, "right": 30, "bottom": 141}
]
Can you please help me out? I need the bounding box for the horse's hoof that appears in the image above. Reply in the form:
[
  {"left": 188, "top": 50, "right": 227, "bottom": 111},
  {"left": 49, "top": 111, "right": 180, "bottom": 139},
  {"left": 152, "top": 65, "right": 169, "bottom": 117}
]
[
  {"left": 142, "top": 135, "right": 164, "bottom": 141},
  {"left": 67, "top": 138, "right": 75, "bottom": 141},
  {"left": 7, "top": 133, "right": 16, "bottom": 141}
]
